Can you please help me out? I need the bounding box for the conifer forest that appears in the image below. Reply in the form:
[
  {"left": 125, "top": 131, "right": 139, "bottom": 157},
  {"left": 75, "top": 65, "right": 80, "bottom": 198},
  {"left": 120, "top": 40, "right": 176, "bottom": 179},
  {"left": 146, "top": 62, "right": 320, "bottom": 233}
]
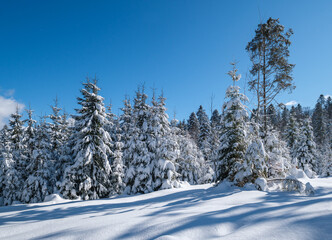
[{"left": 1, "top": 10, "right": 332, "bottom": 240}]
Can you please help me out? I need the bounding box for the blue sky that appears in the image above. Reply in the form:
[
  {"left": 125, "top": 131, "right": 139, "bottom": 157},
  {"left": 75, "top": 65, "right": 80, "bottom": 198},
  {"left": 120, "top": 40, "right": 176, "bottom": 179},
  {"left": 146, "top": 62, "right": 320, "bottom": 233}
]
[{"left": 1, "top": 0, "right": 332, "bottom": 124}]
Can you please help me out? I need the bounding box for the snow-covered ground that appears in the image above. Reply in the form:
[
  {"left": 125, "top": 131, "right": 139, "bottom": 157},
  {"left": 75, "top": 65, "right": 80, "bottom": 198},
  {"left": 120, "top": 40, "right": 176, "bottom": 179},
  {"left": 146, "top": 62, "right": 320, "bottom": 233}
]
[{"left": 1, "top": 178, "right": 332, "bottom": 240}]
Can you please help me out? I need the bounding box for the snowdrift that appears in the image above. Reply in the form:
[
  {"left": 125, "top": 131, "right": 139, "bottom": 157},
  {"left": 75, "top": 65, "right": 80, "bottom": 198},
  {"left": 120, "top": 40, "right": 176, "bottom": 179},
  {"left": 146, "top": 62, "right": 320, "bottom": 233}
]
[{"left": 1, "top": 177, "right": 332, "bottom": 239}]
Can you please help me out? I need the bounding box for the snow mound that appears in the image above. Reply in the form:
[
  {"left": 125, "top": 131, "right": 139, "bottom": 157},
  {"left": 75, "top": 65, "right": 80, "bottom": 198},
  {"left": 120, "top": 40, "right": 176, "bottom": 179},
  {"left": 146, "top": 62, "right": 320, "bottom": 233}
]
[
  {"left": 289, "top": 167, "right": 309, "bottom": 179},
  {"left": 43, "top": 194, "right": 69, "bottom": 204},
  {"left": 214, "top": 181, "right": 232, "bottom": 191},
  {"left": 305, "top": 182, "right": 315, "bottom": 195},
  {"left": 288, "top": 167, "right": 317, "bottom": 181},
  {"left": 255, "top": 177, "right": 268, "bottom": 191},
  {"left": 266, "top": 177, "right": 315, "bottom": 196}
]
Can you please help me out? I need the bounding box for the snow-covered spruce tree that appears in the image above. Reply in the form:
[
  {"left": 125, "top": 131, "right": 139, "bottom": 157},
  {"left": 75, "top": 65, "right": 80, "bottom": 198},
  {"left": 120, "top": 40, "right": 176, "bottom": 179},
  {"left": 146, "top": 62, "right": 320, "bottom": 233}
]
[
  {"left": 0, "top": 126, "right": 10, "bottom": 203},
  {"left": 49, "top": 98, "right": 64, "bottom": 154},
  {"left": 119, "top": 97, "right": 133, "bottom": 169},
  {"left": 6, "top": 107, "right": 26, "bottom": 203},
  {"left": 322, "top": 96, "right": 332, "bottom": 176},
  {"left": 325, "top": 96, "right": 332, "bottom": 149},
  {"left": 48, "top": 98, "right": 68, "bottom": 188},
  {"left": 211, "top": 109, "right": 221, "bottom": 128},
  {"left": 294, "top": 104, "right": 305, "bottom": 121},
  {"left": 171, "top": 118, "right": 213, "bottom": 184},
  {"left": 21, "top": 118, "right": 53, "bottom": 203},
  {"left": 177, "top": 119, "right": 187, "bottom": 132},
  {"left": 210, "top": 109, "right": 222, "bottom": 145},
  {"left": 106, "top": 102, "right": 117, "bottom": 139},
  {"left": 54, "top": 111, "right": 72, "bottom": 186},
  {"left": 150, "top": 93, "right": 181, "bottom": 190},
  {"left": 235, "top": 122, "right": 268, "bottom": 186},
  {"left": 215, "top": 63, "right": 249, "bottom": 183},
  {"left": 125, "top": 89, "right": 181, "bottom": 194},
  {"left": 187, "top": 112, "right": 200, "bottom": 144},
  {"left": 9, "top": 107, "right": 27, "bottom": 176},
  {"left": 285, "top": 111, "right": 299, "bottom": 161},
  {"left": 279, "top": 107, "right": 290, "bottom": 134},
  {"left": 264, "top": 127, "right": 291, "bottom": 178},
  {"left": 109, "top": 121, "right": 125, "bottom": 195},
  {"left": 0, "top": 125, "right": 21, "bottom": 205},
  {"left": 176, "top": 135, "right": 203, "bottom": 184},
  {"left": 293, "top": 118, "right": 317, "bottom": 177},
  {"left": 59, "top": 79, "right": 113, "bottom": 200},
  {"left": 23, "top": 105, "right": 36, "bottom": 163},
  {"left": 196, "top": 105, "right": 212, "bottom": 161},
  {"left": 0, "top": 126, "right": 7, "bottom": 199},
  {"left": 322, "top": 149, "right": 332, "bottom": 177},
  {"left": 312, "top": 95, "right": 330, "bottom": 172},
  {"left": 124, "top": 88, "right": 153, "bottom": 194},
  {"left": 312, "top": 95, "right": 327, "bottom": 147},
  {"left": 209, "top": 109, "right": 221, "bottom": 174},
  {"left": 267, "top": 104, "right": 280, "bottom": 129}
]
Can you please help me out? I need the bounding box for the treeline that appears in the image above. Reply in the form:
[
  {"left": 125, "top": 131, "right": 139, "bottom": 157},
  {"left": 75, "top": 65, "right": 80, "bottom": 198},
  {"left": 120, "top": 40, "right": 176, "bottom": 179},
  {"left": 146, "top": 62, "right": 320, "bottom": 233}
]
[
  {"left": 1, "top": 17, "right": 331, "bottom": 205},
  {"left": 0, "top": 70, "right": 331, "bottom": 205}
]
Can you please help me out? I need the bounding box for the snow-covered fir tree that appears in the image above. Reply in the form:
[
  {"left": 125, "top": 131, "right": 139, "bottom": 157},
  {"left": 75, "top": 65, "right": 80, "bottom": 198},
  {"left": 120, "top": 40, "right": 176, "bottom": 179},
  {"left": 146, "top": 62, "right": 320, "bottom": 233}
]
[
  {"left": 0, "top": 126, "right": 8, "bottom": 198},
  {"left": 209, "top": 109, "right": 221, "bottom": 173},
  {"left": 9, "top": 107, "right": 27, "bottom": 176},
  {"left": 21, "top": 118, "right": 53, "bottom": 203},
  {"left": 150, "top": 93, "right": 180, "bottom": 190},
  {"left": 175, "top": 133, "right": 205, "bottom": 184},
  {"left": 106, "top": 101, "right": 117, "bottom": 139},
  {"left": 312, "top": 95, "right": 327, "bottom": 147},
  {"left": 49, "top": 98, "right": 64, "bottom": 153},
  {"left": 110, "top": 121, "right": 125, "bottom": 195},
  {"left": 5, "top": 107, "right": 27, "bottom": 203},
  {"left": 267, "top": 104, "right": 280, "bottom": 129},
  {"left": 293, "top": 118, "right": 317, "bottom": 177},
  {"left": 54, "top": 111, "right": 72, "bottom": 186},
  {"left": 59, "top": 79, "right": 113, "bottom": 200},
  {"left": 124, "top": 88, "right": 153, "bottom": 194},
  {"left": 285, "top": 111, "right": 299, "bottom": 160},
  {"left": 211, "top": 109, "right": 221, "bottom": 128},
  {"left": 265, "top": 127, "right": 291, "bottom": 178},
  {"left": 235, "top": 122, "right": 268, "bottom": 186},
  {"left": 215, "top": 64, "right": 249, "bottom": 182},
  {"left": 119, "top": 97, "right": 133, "bottom": 168},
  {"left": 279, "top": 107, "right": 290, "bottom": 133},
  {"left": 23, "top": 105, "right": 36, "bottom": 163},
  {"left": 125, "top": 90, "right": 180, "bottom": 194},
  {"left": 294, "top": 104, "right": 305, "bottom": 121},
  {"left": 171, "top": 119, "right": 213, "bottom": 184},
  {"left": 187, "top": 112, "right": 200, "bottom": 144},
  {"left": 323, "top": 96, "right": 332, "bottom": 176},
  {"left": 48, "top": 98, "right": 68, "bottom": 188},
  {"left": 210, "top": 109, "right": 222, "bottom": 145},
  {"left": 196, "top": 105, "right": 212, "bottom": 161},
  {"left": 0, "top": 125, "right": 22, "bottom": 205},
  {"left": 325, "top": 96, "right": 332, "bottom": 148}
]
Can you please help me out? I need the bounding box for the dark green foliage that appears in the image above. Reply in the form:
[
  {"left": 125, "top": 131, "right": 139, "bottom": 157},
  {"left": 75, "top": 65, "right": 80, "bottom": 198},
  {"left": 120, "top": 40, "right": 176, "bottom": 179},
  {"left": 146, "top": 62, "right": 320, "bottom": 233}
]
[
  {"left": 187, "top": 112, "right": 200, "bottom": 144},
  {"left": 312, "top": 95, "right": 327, "bottom": 146}
]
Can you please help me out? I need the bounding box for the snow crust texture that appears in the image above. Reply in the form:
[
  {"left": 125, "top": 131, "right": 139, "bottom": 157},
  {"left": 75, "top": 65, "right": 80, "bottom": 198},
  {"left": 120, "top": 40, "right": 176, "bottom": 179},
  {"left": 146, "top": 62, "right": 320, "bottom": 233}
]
[{"left": 0, "top": 177, "right": 331, "bottom": 240}]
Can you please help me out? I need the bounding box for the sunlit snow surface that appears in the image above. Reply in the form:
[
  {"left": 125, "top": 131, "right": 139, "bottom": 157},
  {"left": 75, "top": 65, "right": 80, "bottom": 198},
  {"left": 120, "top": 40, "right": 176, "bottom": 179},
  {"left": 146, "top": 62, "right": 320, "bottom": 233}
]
[{"left": 1, "top": 178, "right": 332, "bottom": 240}]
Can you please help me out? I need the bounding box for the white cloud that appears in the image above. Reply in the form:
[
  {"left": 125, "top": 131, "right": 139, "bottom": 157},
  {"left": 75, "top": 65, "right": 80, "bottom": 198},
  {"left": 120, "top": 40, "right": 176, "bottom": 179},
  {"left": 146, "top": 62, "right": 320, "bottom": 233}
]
[
  {"left": 0, "top": 96, "right": 25, "bottom": 128},
  {"left": 285, "top": 100, "right": 298, "bottom": 106}
]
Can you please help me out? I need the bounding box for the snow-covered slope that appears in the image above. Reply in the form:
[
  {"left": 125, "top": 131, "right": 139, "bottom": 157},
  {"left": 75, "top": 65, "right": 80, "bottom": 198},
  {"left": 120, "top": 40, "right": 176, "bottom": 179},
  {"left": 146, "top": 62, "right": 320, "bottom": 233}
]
[{"left": 1, "top": 178, "right": 332, "bottom": 240}]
